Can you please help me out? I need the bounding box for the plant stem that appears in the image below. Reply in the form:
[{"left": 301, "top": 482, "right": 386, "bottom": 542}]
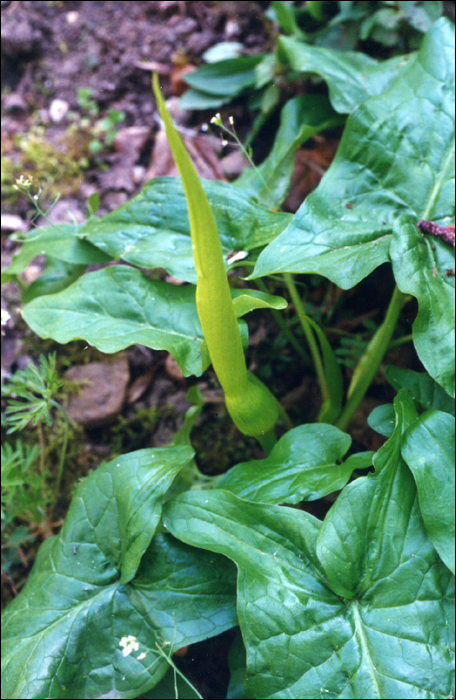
[
  {"left": 335, "top": 285, "right": 407, "bottom": 431},
  {"left": 277, "top": 401, "right": 294, "bottom": 431},
  {"left": 254, "top": 277, "right": 311, "bottom": 365},
  {"left": 257, "top": 429, "right": 277, "bottom": 455},
  {"left": 37, "top": 421, "right": 45, "bottom": 475},
  {"left": 51, "top": 400, "right": 70, "bottom": 494},
  {"left": 217, "top": 120, "right": 275, "bottom": 202},
  {"left": 283, "top": 273, "right": 330, "bottom": 403}
]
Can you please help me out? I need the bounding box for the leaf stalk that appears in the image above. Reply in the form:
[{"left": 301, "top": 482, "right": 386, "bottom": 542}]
[{"left": 335, "top": 285, "right": 407, "bottom": 431}]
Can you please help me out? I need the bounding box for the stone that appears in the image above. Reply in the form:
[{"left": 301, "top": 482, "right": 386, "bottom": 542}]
[
  {"left": 49, "top": 98, "right": 69, "bottom": 123},
  {"left": 65, "top": 355, "right": 130, "bottom": 427}
]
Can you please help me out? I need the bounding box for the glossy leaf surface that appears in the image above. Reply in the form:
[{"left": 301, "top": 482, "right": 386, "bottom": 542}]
[
  {"left": 22, "top": 266, "right": 207, "bottom": 377},
  {"left": 402, "top": 410, "right": 455, "bottom": 574},
  {"left": 216, "top": 424, "right": 373, "bottom": 505},
  {"left": 79, "top": 177, "right": 291, "bottom": 284},
  {"left": 368, "top": 403, "right": 396, "bottom": 438},
  {"left": 252, "top": 19, "right": 455, "bottom": 291},
  {"left": 1, "top": 448, "right": 237, "bottom": 699},
  {"left": 21, "top": 267, "right": 278, "bottom": 379},
  {"left": 164, "top": 390, "right": 455, "bottom": 698}
]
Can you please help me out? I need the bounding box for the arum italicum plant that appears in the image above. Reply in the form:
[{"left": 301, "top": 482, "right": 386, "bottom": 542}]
[{"left": 153, "top": 73, "right": 281, "bottom": 450}]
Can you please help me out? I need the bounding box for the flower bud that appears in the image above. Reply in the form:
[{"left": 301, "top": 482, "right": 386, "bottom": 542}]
[{"left": 225, "top": 372, "right": 279, "bottom": 437}]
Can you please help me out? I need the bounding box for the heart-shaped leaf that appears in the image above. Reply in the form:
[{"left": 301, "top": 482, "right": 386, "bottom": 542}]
[
  {"left": 1, "top": 448, "right": 237, "bottom": 700},
  {"left": 21, "top": 267, "right": 285, "bottom": 378}
]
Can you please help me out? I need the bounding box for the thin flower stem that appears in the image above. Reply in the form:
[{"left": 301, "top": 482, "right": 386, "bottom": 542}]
[
  {"left": 283, "top": 273, "right": 330, "bottom": 404},
  {"left": 214, "top": 117, "right": 275, "bottom": 201},
  {"left": 335, "top": 285, "right": 407, "bottom": 432},
  {"left": 153, "top": 642, "right": 203, "bottom": 699}
]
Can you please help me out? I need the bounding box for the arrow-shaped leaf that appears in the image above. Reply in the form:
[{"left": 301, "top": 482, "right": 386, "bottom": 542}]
[{"left": 164, "top": 390, "right": 454, "bottom": 698}]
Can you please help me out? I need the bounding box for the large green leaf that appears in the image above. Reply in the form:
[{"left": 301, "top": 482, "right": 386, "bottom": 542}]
[
  {"left": 79, "top": 177, "right": 292, "bottom": 284},
  {"left": 235, "top": 95, "right": 343, "bottom": 208},
  {"left": 1, "top": 448, "right": 237, "bottom": 699},
  {"left": 391, "top": 215, "right": 455, "bottom": 397},
  {"left": 277, "top": 35, "right": 412, "bottom": 113},
  {"left": 216, "top": 424, "right": 373, "bottom": 505},
  {"left": 402, "top": 410, "right": 455, "bottom": 575},
  {"left": 164, "top": 390, "right": 455, "bottom": 698},
  {"left": 21, "top": 267, "right": 285, "bottom": 378},
  {"left": 251, "top": 19, "right": 455, "bottom": 291},
  {"left": 21, "top": 266, "right": 208, "bottom": 377},
  {"left": 1, "top": 223, "right": 111, "bottom": 285}
]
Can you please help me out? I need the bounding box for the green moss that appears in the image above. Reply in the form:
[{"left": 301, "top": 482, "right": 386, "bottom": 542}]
[{"left": 191, "top": 411, "right": 259, "bottom": 475}]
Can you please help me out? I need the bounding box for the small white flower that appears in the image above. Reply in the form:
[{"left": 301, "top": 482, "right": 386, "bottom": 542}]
[
  {"left": 1, "top": 309, "right": 11, "bottom": 326},
  {"left": 136, "top": 652, "right": 147, "bottom": 661},
  {"left": 15, "top": 175, "right": 33, "bottom": 189},
  {"left": 200, "top": 123, "right": 209, "bottom": 132},
  {"left": 119, "top": 635, "right": 139, "bottom": 657},
  {"left": 210, "top": 113, "right": 222, "bottom": 127},
  {"left": 228, "top": 115, "right": 234, "bottom": 126}
]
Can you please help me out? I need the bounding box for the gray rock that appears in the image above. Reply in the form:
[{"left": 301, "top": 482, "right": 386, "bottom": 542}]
[{"left": 65, "top": 355, "right": 130, "bottom": 427}]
